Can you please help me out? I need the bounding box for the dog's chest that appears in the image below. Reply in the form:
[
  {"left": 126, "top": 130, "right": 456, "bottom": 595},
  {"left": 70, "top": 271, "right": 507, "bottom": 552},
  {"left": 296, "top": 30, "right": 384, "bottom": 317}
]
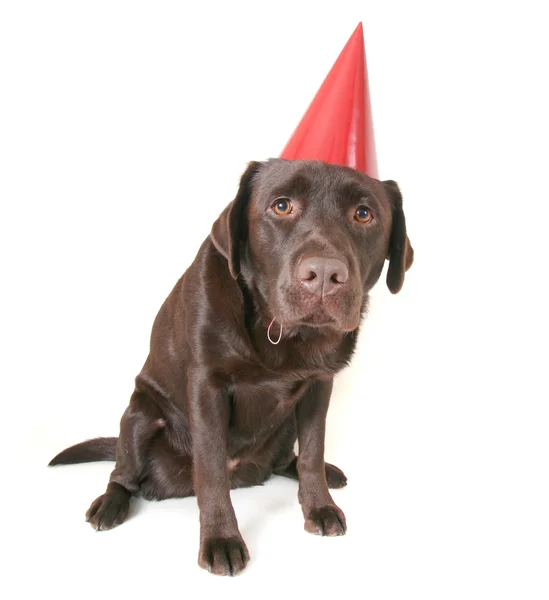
[{"left": 229, "top": 378, "right": 307, "bottom": 437}]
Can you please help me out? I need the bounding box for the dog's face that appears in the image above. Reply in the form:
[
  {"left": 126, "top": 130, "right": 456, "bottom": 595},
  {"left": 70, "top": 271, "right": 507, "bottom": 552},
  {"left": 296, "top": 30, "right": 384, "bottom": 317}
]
[{"left": 211, "top": 159, "right": 413, "bottom": 332}]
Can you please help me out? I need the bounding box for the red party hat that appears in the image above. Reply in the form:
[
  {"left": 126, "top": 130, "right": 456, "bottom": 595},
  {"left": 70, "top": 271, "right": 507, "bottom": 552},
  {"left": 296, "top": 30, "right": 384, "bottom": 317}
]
[{"left": 280, "top": 23, "right": 378, "bottom": 178}]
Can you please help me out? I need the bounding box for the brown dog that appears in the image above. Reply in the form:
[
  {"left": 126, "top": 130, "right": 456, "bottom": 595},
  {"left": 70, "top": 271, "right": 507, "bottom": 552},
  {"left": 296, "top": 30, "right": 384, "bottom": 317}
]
[{"left": 50, "top": 158, "right": 413, "bottom": 575}]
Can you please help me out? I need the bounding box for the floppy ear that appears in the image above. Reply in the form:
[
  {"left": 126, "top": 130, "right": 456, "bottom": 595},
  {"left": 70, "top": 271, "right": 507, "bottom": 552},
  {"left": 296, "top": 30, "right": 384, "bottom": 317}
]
[
  {"left": 383, "top": 180, "right": 414, "bottom": 294},
  {"left": 210, "top": 161, "right": 261, "bottom": 279}
]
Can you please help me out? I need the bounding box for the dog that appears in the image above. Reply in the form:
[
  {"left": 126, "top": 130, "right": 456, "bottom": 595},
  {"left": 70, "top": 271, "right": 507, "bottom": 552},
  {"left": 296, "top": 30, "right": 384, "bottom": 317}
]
[{"left": 50, "top": 158, "right": 413, "bottom": 575}]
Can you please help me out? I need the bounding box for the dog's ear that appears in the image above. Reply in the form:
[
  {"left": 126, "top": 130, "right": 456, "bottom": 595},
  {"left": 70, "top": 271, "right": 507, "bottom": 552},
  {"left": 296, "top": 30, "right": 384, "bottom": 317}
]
[
  {"left": 383, "top": 180, "right": 414, "bottom": 294},
  {"left": 210, "top": 161, "right": 261, "bottom": 279}
]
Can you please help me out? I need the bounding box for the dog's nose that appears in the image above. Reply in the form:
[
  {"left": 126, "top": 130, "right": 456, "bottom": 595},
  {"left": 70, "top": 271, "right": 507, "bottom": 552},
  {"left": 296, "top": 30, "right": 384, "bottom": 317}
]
[{"left": 297, "top": 256, "right": 349, "bottom": 295}]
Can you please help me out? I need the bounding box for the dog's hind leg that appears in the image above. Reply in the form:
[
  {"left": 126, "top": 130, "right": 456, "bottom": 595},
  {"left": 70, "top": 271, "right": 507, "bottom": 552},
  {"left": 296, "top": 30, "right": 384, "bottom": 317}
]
[{"left": 86, "top": 391, "right": 165, "bottom": 531}]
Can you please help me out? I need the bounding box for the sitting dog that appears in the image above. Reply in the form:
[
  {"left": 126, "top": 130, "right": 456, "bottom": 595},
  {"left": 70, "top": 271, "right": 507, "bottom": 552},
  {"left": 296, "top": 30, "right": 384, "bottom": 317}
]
[{"left": 50, "top": 158, "right": 413, "bottom": 575}]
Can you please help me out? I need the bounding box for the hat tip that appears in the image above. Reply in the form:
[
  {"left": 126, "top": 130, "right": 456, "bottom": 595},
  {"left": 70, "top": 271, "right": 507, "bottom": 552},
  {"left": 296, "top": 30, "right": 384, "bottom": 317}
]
[{"left": 353, "top": 22, "right": 364, "bottom": 38}]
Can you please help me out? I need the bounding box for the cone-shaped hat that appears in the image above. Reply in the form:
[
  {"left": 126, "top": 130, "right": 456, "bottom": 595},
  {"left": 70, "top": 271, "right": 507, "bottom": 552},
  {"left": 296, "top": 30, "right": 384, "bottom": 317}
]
[{"left": 280, "top": 23, "right": 378, "bottom": 178}]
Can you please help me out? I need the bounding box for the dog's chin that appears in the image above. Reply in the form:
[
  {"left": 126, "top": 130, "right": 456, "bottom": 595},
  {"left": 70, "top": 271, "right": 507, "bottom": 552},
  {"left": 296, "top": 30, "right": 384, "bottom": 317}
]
[{"left": 276, "top": 304, "right": 360, "bottom": 333}]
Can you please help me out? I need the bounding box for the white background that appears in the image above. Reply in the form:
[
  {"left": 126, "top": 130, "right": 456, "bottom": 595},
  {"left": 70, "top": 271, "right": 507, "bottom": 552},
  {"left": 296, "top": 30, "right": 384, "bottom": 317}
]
[{"left": 1, "top": 1, "right": 548, "bottom": 598}]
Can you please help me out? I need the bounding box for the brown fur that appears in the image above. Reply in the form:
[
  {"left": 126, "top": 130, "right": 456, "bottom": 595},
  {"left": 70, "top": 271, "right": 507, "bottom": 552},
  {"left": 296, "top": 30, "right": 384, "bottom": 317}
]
[{"left": 50, "top": 158, "right": 413, "bottom": 576}]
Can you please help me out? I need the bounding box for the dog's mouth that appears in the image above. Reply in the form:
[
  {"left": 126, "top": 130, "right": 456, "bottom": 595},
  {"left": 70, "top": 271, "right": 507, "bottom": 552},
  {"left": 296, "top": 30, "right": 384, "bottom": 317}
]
[
  {"left": 273, "top": 297, "right": 360, "bottom": 333},
  {"left": 264, "top": 276, "right": 363, "bottom": 333},
  {"left": 294, "top": 305, "right": 338, "bottom": 327}
]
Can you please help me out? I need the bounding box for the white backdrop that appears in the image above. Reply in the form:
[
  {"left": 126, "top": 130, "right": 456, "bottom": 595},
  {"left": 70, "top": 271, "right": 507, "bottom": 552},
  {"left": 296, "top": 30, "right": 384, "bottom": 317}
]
[{"left": 1, "top": 1, "right": 548, "bottom": 598}]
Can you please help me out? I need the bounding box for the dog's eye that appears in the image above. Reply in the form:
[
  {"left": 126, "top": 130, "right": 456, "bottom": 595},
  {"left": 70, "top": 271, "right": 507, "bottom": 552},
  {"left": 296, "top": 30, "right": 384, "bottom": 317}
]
[
  {"left": 272, "top": 198, "right": 293, "bottom": 216},
  {"left": 354, "top": 205, "right": 373, "bottom": 224}
]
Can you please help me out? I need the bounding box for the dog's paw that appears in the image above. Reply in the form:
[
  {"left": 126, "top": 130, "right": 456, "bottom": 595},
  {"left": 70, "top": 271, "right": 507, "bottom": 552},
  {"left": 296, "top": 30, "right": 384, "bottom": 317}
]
[
  {"left": 325, "top": 462, "right": 347, "bottom": 489},
  {"left": 304, "top": 504, "right": 347, "bottom": 537},
  {"left": 198, "top": 536, "right": 250, "bottom": 576},
  {"left": 86, "top": 485, "right": 130, "bottom": 531}
]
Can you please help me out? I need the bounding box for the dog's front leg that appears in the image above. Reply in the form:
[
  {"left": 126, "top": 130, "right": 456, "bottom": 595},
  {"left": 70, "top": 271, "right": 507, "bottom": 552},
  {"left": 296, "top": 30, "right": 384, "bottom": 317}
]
[
  {"left": 189, "top": 373, "right": 249, "bottom": 576},
  {"left": 296, "top": 379, "right": 347, "bottom": 536}
]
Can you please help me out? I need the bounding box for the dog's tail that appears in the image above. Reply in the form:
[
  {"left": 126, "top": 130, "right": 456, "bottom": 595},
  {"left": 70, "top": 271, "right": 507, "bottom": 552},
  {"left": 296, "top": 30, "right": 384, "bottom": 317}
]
[{"left": 48, "top": 437, "right": 117, "bottom": 466}]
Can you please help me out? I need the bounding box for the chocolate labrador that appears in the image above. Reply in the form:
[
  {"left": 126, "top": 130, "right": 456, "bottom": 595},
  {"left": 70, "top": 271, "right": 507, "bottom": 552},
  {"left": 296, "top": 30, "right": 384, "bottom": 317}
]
[{"left": 50, "top": 158, "right": 413, "bottom": 575}]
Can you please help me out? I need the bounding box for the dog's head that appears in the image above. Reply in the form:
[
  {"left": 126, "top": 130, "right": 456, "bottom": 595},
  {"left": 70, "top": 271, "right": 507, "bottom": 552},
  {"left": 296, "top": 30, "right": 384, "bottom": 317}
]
[{"left": 211, "top": 159, "right": 413, "bottom": 332}]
